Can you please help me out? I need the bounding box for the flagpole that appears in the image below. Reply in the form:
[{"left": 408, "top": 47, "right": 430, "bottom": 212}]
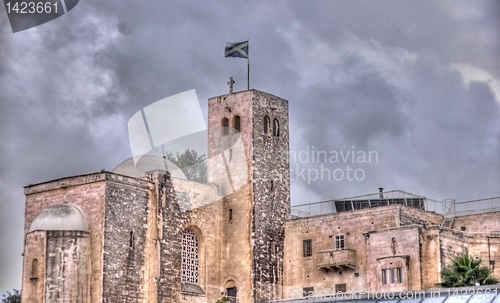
[{"left": 247, "top": 39, "right": 250, "bottom": 90}]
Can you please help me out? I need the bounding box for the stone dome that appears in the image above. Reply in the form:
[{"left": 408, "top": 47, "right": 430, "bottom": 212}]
[
  {"left": 112, "top": 155, "right": 187, "bottom": 179},
  {"left": 29, "top": 203, "right": 89, "bottom": 232}
]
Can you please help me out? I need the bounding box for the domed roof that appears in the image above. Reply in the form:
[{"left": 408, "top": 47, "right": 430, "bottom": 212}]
[
  {"left": 113, "top": 155, "right": 187, "bottom": 179},
  {"left": 29, "top": 203, "right": 89, "bottom": 232}
]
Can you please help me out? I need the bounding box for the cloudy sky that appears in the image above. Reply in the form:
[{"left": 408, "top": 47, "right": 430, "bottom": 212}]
[{"left": 1, "top": 0, "right": 499, "bottom": 292}]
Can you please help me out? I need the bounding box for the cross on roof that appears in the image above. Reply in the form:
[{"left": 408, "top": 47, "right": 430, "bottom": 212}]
[{"left": 227, "top": 77, "right": 235, "bottom": 94}]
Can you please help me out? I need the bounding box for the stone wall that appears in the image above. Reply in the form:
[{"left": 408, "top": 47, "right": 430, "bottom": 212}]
[
  {"left": 251, "top": 91, "right": 290, "bottom": 303},
  {"left": 282, "top": 205, "right": 451, "bottom": 299},
  {"left": 367, "top": 225, "right": 422, "bottom": 292},
  {"left": 208, "top": 91, "right": 256, "bottom": 302},
  {"left": 151, "top": 172, "right": 187, "bottom": 303},
  {"left": 45, "top": 230, "right": 91, "bottom": 302},
  {"left": 399, "top": 206, "right": 443, "bottom": 226},
  {"left": 23, "top": 173, "right": 108, "bottom": 302},
  {"left": 101, "top": 176, "right": 151, "bottom": 302},
  {"left": 452, "top": 211, "right": 500, "bottom": 232},
  {"left": 21, "top": 231, "right": 46, "bottom": 303},
  {"left": 219, "top": 185, "right": 253, "bottom": 303},
  {"left": 207, "top": 89, "right": 290, "bottom": 303},
  {"left": 283, "top": 205, "right": 402, "bottom": 299},
  {"left": 420, "top": 226, "right": 441, "bottom": 289},
  {"left": 22, "top": 172, "right": 154, "bottom": 303},
  {"left": 438, "top": 229, "right": 500, "bottom": 281}
]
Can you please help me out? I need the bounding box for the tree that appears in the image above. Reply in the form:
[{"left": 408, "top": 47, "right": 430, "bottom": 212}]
[
  {"left": 2, "top": 289, "right": 21, "bottom": 303},
  {"left": 215, "top": 297, "right": 230, "bottom": 303},
  {"left": 165, "top": 149, "right": 207, "bottom": 183},
  {"left": 439, "top": 253, "right": 498, "bottom": 287}
]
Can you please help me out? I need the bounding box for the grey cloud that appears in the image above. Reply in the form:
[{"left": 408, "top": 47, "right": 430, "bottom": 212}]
[{"left": 0, "top": 0, "right": 499, "bottom": 293}]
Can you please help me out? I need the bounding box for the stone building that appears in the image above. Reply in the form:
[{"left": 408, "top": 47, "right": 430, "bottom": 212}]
[
  {"left": 284, "top": 196, "right": 500, "bottom": 299},
  {"left": 20, "top": 88, "right": 500, "bottom": 303}
]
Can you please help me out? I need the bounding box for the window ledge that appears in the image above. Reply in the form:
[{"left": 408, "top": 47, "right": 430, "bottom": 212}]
[{"left": 181, "top": 283, "right": 205, "bottom": 296}]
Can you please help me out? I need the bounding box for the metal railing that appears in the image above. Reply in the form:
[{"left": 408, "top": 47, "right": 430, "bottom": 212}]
[{"left": 290, "top": 191, "right": 500, "bottom": 218}]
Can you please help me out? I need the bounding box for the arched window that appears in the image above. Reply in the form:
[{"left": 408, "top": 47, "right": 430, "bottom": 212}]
[
  {"left": 233, "top": 116, "right": 241, "bottom": 133},
  {"left": 264, "top": 116, "right": 271, "bottom": 134},
  {"left": 221, "top": 118, "right": 229, "bottom": 136},
  {"left": 31, "top": 258, "right": 39, "bottom": 278},
  {"left": 272, "top": 118, "right": 280, "bottom": 136},
  {"left": 181, "top": 229, "right": 199, "bottom": 284}
]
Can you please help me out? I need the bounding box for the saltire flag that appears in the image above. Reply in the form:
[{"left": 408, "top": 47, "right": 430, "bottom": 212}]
[{"left": 224, "top": 41, "right": 249, "bottom": 59}]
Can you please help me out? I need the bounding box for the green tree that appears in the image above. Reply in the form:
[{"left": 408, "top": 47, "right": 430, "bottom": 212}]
[
  {"left": 439, "top": 253, "right": 498, "bottom": 287},
  {"left": 2, "top": 289, "right": 21, "bottom": 303},
  {"left": 215, "top": 297, "right": 230, "bottom": 303},
  {"left": 165, "top": 149, "right": 207, "bottom": 183}
]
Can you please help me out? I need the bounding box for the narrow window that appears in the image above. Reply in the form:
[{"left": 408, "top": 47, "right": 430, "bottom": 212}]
[
  {"left": 227, "top": 286, "right": 237, "bottom": 303},
  {"left": 397, "top": 267, "right": 402, "bottom": 284},
  {"left": 264, "top": 116, "right": 271, "bottom": 134},
  {"left": 270, "top": 180, "right": 274, "bottom": 192},
  {"left": 31, "top": 259, "right": 39, "bottom": 278},
  {"left": 233, "top": 116, "right": 241, "bottom": 133},
  {"left": 222, "top": 118, "right": 229, "bottom": 136},
  {"left": 272, "top": 118, "right": 280, "bottom": 136},
  {"left": 303, "top": 287, "right": 314, "bottom": 298},
  {"left": 335, "top": 235, "right": 345, "bottom": 250},
  {"left": 129, "top": 231, "right": 134, "bottom": 248},
  {"left": 303, "top": 239, "right": 312, "bottom": 257},
  {"left": 335, "top": 283, "right": 346, "bottom": 293},
  {"left": 381, "top": 269, "right": 387, "bottom": 285},
  {"left": 229, "top": 209, "right": 233, "bottom": 223},
  {"left": 181, "top": 229, "right": 200, "bottom": 284},
  {"left": 389, "top": 268, "right": 395, "bottom": 284}
]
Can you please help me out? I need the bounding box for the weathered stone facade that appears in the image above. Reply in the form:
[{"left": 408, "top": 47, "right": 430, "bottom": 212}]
[
  {"left": 283, "top": 205, "right": 500, "bottom": 299},
  {"left": 20, "top": 88, "right": 500, "bottom": 303},
  {"left": 207, "top": 90, "right": 290, "bottom": 303}
]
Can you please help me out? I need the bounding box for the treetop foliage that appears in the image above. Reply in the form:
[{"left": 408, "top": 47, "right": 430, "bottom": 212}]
[{"left": 439, "top": 253, "right": 498, "bottom": 287}]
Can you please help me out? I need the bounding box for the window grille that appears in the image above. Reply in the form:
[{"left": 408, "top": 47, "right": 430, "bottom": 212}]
[
  {"left": 182, "top": 229, "right": 199, "bottom": 284},
  {"left": 303, "top": 239, "right": 312, "bottom": 257}
]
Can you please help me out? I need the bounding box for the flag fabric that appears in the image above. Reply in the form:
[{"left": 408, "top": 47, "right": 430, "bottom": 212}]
[{"left": 224, "top": 41, "right": 249, "bottom": 59}]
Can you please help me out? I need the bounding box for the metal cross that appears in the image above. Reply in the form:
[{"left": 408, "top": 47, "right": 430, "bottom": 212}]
[{"left": 227, "top": 77, "right": 235, "bottom": 94}]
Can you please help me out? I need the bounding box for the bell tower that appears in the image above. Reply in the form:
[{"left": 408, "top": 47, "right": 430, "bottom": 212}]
[{"left": 207, "top": 82, "right": 290, "bottom": 303}]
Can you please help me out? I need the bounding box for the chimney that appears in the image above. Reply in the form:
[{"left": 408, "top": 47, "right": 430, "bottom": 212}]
[{"left": 379, "top": 188, "right": 384, "bottom": 199}]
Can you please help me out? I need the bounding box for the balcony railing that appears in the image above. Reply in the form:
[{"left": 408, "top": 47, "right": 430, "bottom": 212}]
[{"left": 317, "top": 248, "right": 356, "bottom": 271}]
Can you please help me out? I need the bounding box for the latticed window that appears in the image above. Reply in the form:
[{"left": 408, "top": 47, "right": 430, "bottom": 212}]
[
  {"left": 182, "top": 229, "right": 199, "bottom": 284},
  {"left": 303, "top": 239, "right": 312, "bottom": 257}
]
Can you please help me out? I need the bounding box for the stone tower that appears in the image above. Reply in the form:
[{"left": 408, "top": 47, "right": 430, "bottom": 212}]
[{"left": 207, "top": 88, "right": 290, "bottom": 303}]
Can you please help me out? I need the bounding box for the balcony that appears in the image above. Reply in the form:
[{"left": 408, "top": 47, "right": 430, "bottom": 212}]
[{"left": 317, "top": 248, "right": 356, "bottom": 271}]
